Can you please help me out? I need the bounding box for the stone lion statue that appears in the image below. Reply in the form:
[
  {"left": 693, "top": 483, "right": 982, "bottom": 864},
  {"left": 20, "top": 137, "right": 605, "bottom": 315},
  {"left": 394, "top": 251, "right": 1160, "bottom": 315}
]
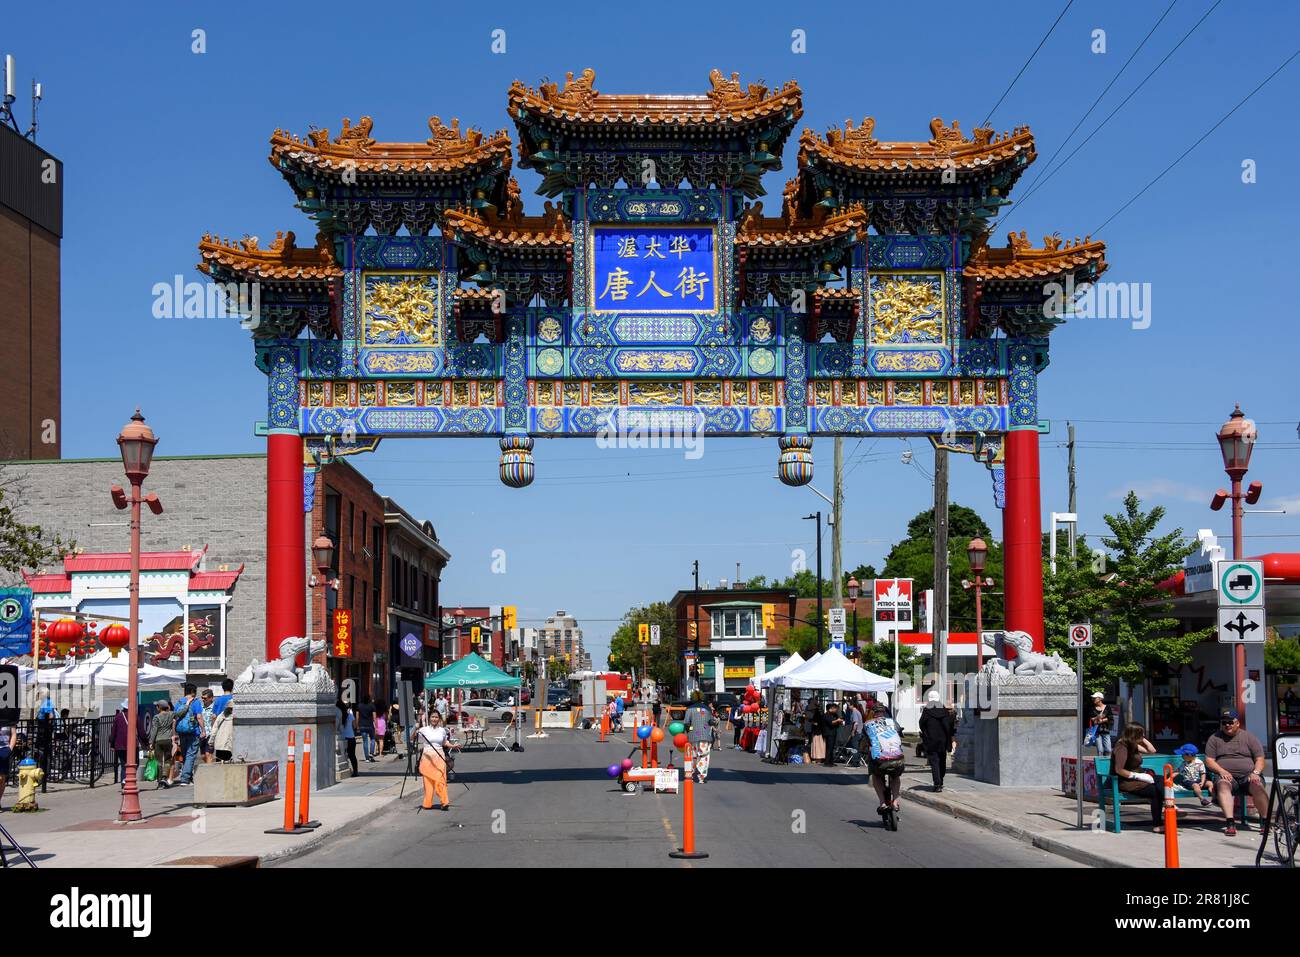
[
  {"left": 982, "top": 630, "right": 1073, "bottom": 678},
  {"left": 236, "top": 636, "right": 329, "bottom": 685}
]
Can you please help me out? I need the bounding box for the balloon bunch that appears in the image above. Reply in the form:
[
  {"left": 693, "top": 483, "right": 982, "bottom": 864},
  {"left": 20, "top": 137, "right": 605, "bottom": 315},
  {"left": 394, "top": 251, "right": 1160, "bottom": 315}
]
[{"left": 740, "top": 684, "right": 762, "bottom": 714}]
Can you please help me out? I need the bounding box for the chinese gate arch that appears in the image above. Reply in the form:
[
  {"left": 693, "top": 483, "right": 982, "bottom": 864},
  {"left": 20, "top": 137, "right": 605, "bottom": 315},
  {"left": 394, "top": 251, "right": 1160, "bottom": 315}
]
[{"left": 197, "top": 69, "right": 1108, "bottom": 663}]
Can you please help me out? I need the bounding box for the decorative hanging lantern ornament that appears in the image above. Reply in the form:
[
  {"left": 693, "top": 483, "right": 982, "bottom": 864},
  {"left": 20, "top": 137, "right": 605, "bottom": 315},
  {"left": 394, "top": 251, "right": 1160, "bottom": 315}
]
[{"left": 100, "top": 622, "right": 131, "bottom": 658}]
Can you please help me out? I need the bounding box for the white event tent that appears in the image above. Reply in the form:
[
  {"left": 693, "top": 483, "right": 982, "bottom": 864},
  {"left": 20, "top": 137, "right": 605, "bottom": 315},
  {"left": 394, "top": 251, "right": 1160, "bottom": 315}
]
[
  {"left": 754, "top": 651, "right": 805, "bottom": 688},
  {"left": 36, "top": 649, "right": 181, "bottom": 688},
  {"left": 772, "top": 647, "right": 895, "bottom": 693}
]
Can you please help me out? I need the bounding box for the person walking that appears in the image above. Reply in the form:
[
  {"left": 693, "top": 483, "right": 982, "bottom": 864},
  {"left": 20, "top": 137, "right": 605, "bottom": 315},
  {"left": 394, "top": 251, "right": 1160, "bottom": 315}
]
[
  {"left": 390, "top": 703, "right": 405, "bottom": 758},
  {"left": 149, "top": 699, "right": 177, "bottom": 789},
  {"left": 918, "top": 690, "right": 956, "bottom": 791},
  {"left": 173, "top": 683, "right": 201, "bottom": 785},
  {"left": 110, "top": 700, "right": 131, "bottom": 787},
  {"left": 683, "top": 692, "right": 717, "bottom": 783},
  {"left": 374, "top": 707, "right": 388, "bottom": 757},
  {"left": 416, "top": 711, "right": 458, "bottom": 811},
  {"left": 730, "top": 700, "right": 745, "bottom": 750},
  {"left": 338, "top": 698, "right": 358, "bottom": 776},
  {"left": 613, "top": 693, "right": 625, "bottom": 733},
  {"left": 358, "top": 696, "right": 377, "bottom": 762},
  {"left": 846, "top": 696, "right": 866, "bottom": 755},
  {"left": 197, "top": 689, "right": 218, "bottom": 765}
]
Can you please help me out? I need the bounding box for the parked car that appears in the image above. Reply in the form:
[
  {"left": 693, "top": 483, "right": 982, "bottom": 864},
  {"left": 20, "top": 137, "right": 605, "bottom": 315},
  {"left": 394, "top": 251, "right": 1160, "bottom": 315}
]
[
  {"left": 705, "top": 692, "right": 739, "bottom": 714},
  {"left": 545, "top": 687, "right": 573, "bottom": 710},
  {"left": 459, "top": 698, "right": 514, "bottom": 723}
]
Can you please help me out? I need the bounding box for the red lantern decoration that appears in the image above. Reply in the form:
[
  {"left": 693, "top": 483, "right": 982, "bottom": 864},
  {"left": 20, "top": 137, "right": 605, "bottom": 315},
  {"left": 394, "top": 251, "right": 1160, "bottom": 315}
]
[
  {"left": 47, "top": 618, "right": 84, "bottom": 657},
  {"left": 100, "top": 622, "right": 131, "bottom": 659}
]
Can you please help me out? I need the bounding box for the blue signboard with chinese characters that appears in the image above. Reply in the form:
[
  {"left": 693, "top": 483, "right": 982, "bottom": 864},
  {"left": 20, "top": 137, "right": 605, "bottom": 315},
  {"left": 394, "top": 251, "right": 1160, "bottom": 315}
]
[
  {"left": 0, "top": 587, "right": 33, "bottom": 657},
  {"left": 591, "top": 225, "right": 717, "bottom": 313}
]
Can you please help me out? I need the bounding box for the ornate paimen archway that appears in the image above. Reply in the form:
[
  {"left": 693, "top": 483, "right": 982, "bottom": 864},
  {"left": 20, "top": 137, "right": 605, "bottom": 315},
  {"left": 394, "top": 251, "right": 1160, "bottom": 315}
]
[{"left": 198, "top": 68, "right": 1107, "bottom": 663}]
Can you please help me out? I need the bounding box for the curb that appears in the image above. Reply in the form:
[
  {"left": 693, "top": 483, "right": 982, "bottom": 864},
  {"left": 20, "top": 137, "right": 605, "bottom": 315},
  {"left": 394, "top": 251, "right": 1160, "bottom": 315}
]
[
  {"left": 258, "top": 790, "right": 408, "bottom": 866},
  {"left": 899, "top": 787, "right": 1129, "bottom": 869}
]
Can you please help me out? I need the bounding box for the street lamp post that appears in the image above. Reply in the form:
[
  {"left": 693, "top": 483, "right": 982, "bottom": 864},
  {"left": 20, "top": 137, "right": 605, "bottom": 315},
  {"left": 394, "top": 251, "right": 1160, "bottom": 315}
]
[
  {"left": 803, "top": 512, "right": 823, "bottom": 653},
  {"left": 847, "top": 577, "right": 860, "bottom": 653},
  {"left": 962, "top": 537, "right": 994, "bottom": 671},
  {"left": 1213, "top": 405, "right": 1261, "bottom": 725},
  {"left": 110, "top": 410, "right": 162, "bottom": 824}
]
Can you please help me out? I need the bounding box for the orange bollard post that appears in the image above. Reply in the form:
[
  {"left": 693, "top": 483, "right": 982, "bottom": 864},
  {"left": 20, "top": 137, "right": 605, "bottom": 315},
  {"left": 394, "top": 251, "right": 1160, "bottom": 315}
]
[
  {"left": 669, "top": 744, "right": 708, "bottom": 860},
  {"left": 600, "top": 713, "right": 608, "bottom": 742},
  {"left": 641, "top": 736, "right": 648, "bottom": 768},
  {"left": 297, "top": 728, "right": 322, "bottom": 829},
  {"left": 1162, "top": 765, "right": 1180, "bottom": 868},
  {"left": 651, "top": 740, "right": 659, "bottom": 768},
  {"left": 265, "top": 729, "right": 307, "bottom": 835}
]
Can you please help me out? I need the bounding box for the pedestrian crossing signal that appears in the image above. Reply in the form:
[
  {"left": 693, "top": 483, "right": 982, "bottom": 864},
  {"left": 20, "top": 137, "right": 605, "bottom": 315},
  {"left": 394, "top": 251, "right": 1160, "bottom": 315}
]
[
  {"left": 638, "top": 623, "right": 649, "bottom": 644},
  {"left": 762, "top": 604, "right": 776, "bottom": 630}
]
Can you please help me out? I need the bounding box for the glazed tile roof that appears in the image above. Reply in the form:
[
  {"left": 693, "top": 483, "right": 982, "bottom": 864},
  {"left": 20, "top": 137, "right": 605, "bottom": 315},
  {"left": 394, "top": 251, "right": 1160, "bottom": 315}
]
[
  {"left": 442, "top": 195, "right": 572, "bottom": 250},
  {"left": 62, "top": 547, "right": 206, "bottom": 574},
  {"left": 197, "top": 230, "right": 341, "bottom": 281},
  {"left": 269, "top": 116, "right": 513, "bottom": 176},
  {"left": 965, "top": 231, "right": 1107, "bottom": 281},
  {"left": 508, "top": 68, "right": 802, "bottom": 129},
  {"left": 736, "top": 202, "right": 868, "bottom": 249},
  {"left": 800, "top": 117, "right": 1035, "bottom": 173}
]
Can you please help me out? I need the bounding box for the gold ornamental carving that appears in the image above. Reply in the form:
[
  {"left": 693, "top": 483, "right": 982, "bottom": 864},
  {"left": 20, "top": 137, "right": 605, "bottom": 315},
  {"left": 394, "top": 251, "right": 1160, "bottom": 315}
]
[{"left": 870, "top": 277, "right": 944, "bottom": 344}]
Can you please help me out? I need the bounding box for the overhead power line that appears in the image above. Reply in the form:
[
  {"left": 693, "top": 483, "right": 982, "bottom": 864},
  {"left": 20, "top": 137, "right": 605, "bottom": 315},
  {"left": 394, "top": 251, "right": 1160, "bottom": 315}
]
[{"left": 982, "top": 0, "right": 1076, "bottom": 127}]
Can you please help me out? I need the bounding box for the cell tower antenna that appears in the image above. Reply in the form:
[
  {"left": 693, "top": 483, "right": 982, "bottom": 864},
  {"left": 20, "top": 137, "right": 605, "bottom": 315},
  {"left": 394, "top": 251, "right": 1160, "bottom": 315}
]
[
  {"left": 1, "top": 54, "right": 19, "bottom": 132},
  {"left": 26, "top": 78, "right": 41, "bottom": 142}
]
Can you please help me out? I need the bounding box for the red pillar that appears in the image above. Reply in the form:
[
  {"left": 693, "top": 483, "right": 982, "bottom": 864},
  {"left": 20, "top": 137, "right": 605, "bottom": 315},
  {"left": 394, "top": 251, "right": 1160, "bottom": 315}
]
[
  {"left": 266, "top": 432, "right": 306, "bottom": 660},
  {"left": 1003, "top": 428, "right": 1044, "bottom": 652}
]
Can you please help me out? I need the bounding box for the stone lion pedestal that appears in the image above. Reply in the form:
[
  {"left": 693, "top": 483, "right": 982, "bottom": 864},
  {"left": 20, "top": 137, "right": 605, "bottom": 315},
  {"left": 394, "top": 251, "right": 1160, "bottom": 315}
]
[
  {"left": 973, "top": 673, "right": 1077, "bottom": 787},
  {"left": 232, "top": 681, "right": 339, "bottom": 793}
]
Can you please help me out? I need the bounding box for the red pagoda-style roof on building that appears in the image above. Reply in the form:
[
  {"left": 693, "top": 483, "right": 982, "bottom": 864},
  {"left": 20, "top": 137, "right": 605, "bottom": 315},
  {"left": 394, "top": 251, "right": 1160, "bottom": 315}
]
[
  {"left": 23, "top": 547, "right": 243, "bottom": 594},
  {"left": 964, "top": 231, "right": 1108, "bottom": 282},
  {"left": 800, "top": 117, "right": 1035, "bottom": 174},
  {"left": 508, "top": 68, "right": 802, "bottom": 131},
  {"left": 197, "top": 230, "right": 341, "bottom": 281},
  {"left": 269, "top": 116, "right": 513, "bottom": 177}
]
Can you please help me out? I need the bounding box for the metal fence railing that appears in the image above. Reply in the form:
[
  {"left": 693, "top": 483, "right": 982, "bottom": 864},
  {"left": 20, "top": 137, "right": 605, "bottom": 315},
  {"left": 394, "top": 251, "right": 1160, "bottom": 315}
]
[{"left": 9, "top": 717, "right": 113, "bottom": 790}]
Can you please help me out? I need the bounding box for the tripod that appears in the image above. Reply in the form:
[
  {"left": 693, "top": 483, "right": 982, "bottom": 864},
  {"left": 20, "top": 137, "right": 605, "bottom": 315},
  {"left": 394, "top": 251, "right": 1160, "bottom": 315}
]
[{"left": 0, "top": 821, "right": 36, "bottom": 868}]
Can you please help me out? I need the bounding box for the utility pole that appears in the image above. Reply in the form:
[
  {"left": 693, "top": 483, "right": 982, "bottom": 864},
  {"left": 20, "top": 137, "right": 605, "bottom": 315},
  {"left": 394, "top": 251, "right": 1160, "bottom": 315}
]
[
  {"left": 1067, "top": 422, "right": 1078, "bottom": 566},
  {"left": 832, "top": 437, "right": 844, "bottom": 609},
  {"left": 933, "top": 447, "right": 950, "bottom": 699}
]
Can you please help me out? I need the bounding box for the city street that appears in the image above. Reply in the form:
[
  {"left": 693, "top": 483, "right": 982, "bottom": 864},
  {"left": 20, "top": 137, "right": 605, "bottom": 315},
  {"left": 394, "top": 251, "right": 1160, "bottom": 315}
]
[{"left": 281, "top": 729, "right": 1074, "bottom": 868}]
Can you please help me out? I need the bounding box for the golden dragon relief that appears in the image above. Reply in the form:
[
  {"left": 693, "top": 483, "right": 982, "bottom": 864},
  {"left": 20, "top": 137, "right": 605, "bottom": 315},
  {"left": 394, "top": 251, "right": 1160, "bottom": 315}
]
[
  {"left": 366, "top": 277, "right": 440, "bottom": 347},
  {"left": 870, "top": 277, "right": 944, "bottom": 345}
]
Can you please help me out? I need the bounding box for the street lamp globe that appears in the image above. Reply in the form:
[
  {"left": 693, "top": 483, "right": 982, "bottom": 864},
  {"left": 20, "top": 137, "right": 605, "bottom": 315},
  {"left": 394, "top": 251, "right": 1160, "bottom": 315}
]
[
  {"left": 1217, "top": 404, "right": 1256, "bottom": 478},
  {"left": 847, "top": 577, "right": 860, "bottom": 602},
  {"left": 453, "top": 607, "right": 466, "bottom": 627},
  {"left": 116, "top": 409, "right": 158, "bottom": 484},
  {"left": 967, "top": 537, "right": 988, "bottom": 573},
  {"left": 312, "top": 536, "right": 335, "bottom": 576}
]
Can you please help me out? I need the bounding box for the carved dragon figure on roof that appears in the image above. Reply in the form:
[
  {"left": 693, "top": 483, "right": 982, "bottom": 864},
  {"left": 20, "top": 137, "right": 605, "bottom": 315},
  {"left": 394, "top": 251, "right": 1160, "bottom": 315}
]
[
  {"left": 541, "top": 68, "right": 598, "bottom": 109},
  {"left": 306, "top": 116, "right": 374, "bottom": 151},
  {"left": 707, "top": 69, "right": 768, "bottom": 107},
  {"left": 825, "top": 116, "right": 877, "bottom": 154},
  {"left": 426, "top": 115, "right": 486, "bottom": 153},
  {"left": 929, "top": 117, "right": 996, "bottom": 151}
]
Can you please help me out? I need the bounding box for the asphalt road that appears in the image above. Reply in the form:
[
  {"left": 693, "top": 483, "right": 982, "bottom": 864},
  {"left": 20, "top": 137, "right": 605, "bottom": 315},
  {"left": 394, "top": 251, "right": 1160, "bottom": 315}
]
[{"left": 280, "top": 728, "right": 1078, "bottom": 868}]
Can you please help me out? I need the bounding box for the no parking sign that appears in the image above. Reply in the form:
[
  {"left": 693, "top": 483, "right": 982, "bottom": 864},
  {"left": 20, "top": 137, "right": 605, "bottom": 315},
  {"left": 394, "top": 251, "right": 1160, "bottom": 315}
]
[{"left": 1068, "top": 623, "right": 1093, "bottom": 649}]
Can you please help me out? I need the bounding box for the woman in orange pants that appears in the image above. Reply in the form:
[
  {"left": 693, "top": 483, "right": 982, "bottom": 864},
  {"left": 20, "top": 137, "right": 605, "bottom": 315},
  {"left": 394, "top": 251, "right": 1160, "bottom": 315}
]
[{"left": 416, "top": 712, "right": 454, "bottom": 811}]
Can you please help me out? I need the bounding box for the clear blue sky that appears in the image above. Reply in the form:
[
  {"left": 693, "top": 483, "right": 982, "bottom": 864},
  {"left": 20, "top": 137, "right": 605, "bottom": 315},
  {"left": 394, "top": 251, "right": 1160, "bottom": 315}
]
[{"left": 12, "top": 0, "right": 1299, "bottom": 666}]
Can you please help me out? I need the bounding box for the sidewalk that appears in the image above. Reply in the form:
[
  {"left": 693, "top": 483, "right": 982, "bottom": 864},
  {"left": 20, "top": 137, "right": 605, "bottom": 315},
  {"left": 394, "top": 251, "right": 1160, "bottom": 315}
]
[
  {"left": 0, "top": 755, "right": 412, "bottom": 867},
  {"left": 898, "top": 770, "right": 1284, "bottom": 868}
]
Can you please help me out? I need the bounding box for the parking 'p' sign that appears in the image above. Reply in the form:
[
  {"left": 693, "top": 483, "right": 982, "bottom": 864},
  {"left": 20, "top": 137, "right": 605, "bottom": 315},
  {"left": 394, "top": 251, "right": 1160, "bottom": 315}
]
[
  {"left": 0, "top": 663, "right": 19, "bottom": 722},
  {"left": 1068, "top": 623, "right": 1093, "bottom": 649}
]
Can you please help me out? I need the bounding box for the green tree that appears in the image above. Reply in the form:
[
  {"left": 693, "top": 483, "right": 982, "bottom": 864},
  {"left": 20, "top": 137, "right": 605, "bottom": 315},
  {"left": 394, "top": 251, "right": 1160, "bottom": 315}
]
[
  {"left": 1042, "top": 558, "right": 1111, "bottom": 688},
  {"left": 1075, "top": 491, "right": 1210, "bottom": 721},
  {"left": 1265, "top": 634, "right": 1300, "bottom": 674},
  {"left": 608, "top": 601, "right": 679, "bottom": 687},
  {"left": 0, "top": 469, "right": 72, "bottom": 584},
  {"left": 857, "top": 639, "right": 918, "bottom": 678}
]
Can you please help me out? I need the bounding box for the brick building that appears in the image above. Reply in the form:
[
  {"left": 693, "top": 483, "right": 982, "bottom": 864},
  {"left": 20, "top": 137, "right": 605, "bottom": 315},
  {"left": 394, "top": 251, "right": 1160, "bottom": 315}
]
[
  {"left": 385, "top": 497, "right": 450, "bottom": 684},
  {"left": 5, "top": 454, "right": 268, "bottom": 671},
  {"left": 670, "top": 586, "right": 802, "bottom": 692},
  {"left": 311, "top": 458, "right": 388, "bottom": 702},
  {"left": 0, "top": 123, "right": 62, "bottom": 460}
]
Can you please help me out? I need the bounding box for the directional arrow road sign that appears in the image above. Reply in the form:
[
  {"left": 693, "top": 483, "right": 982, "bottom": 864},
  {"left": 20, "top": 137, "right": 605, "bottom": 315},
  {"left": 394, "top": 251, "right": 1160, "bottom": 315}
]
[{"left": 1217, "top": 606, "right": 1265, "bottom": 644}]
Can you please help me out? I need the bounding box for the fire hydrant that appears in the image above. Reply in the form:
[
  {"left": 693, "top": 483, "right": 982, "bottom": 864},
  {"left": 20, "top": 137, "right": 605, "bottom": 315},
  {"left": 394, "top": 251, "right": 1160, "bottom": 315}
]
[{"left": 13, "top": 757, "right": 44, "bottom": 812}]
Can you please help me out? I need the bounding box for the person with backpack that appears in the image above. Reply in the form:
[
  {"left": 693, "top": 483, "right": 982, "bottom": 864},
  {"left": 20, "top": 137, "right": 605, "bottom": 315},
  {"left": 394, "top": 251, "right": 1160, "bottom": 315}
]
[
  {"left": 683, "top": 692, "right": 718, "bottom": 783},
  {"left": 149, "top": 699, "right": 177, "bottom": 789},
  {"left": 865, "top": 702, "right": 906, "bottom": 817},
  {"left": 729, "top": 700, "right": 745, "bottom": 750},
  {"left": 172, "top": 683, "right": 201, "bottom": 786}
]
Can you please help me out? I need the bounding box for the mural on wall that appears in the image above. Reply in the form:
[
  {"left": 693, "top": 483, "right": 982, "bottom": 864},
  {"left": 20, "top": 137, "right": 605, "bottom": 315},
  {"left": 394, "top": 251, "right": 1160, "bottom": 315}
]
[{"left": 144, "top": 606, "right": 222, "bottom": 666}]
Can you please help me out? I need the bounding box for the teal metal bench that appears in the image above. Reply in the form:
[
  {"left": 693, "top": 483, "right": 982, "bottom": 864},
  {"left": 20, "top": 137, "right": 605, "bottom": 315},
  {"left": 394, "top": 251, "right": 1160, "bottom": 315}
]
[{"left": 1095, "top": 756, "right": 1213, "bottom": 833}]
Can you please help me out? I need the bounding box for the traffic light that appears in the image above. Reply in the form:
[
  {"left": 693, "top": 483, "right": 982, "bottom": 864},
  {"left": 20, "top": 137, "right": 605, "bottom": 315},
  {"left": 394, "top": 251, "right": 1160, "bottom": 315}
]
[
  {"left": 471, "top": 626, "right": 481, "bottom": 644},
  {"left": 638, "top": 623, "right": 649, "bottom": 645},
  {"left": 502, "top": 605, "right": 517, "bottom": 630},
  {"left": 688, "top": 621, "right": 698, "bottom": 640},
  {"left": 762, "top": 603, "right": 776, "bottom": 630}
]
